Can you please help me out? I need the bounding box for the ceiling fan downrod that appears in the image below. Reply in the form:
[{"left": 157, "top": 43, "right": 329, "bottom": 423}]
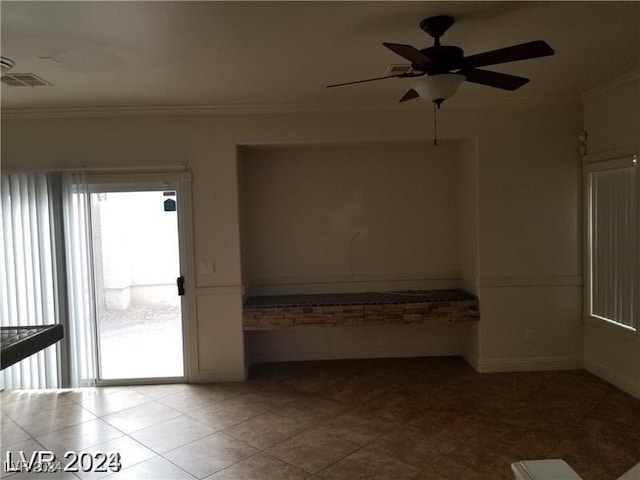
[{"left": 419, "top": 15, "right": 454, "bottom": 48}]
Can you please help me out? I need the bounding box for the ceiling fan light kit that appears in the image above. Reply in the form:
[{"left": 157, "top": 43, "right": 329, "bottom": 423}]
[{"left": 411, "top": 73, "right": 465, "bottom": 106}]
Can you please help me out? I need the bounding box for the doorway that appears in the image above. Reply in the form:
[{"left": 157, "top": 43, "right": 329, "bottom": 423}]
[{"left": 89, "top": 180, "right": 187, "bottom": 382}]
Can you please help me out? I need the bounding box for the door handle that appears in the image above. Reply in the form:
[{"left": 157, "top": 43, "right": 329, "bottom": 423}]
[{"left": 177, "top": 276, "right": 185, "bottom": 296}]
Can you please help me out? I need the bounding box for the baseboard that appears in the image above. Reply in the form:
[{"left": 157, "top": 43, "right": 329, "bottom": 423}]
[
  {"left": 191, "top": 369, "right": 247, "bottom": 383},
  {"left": 461, "top": 352, "right": 480, "bottom": 372},
  {"left": 584, "top": 359, "right": 640, "bottom": 399},
  {"left": 477, "top": 355, "right": 583, "bottom": 373}
]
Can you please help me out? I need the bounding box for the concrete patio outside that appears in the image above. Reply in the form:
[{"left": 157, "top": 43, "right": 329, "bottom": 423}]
[{"left": 98, "top": 304, "right": 184, "bottom": 380}]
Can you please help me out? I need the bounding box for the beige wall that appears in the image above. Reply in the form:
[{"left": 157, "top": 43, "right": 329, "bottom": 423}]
[
  {"left": 240, "top": 141, "right": 462, "bottom": 295},
  {"left": 1, "top": 98, "right": 582, "bottom": 380},
  {"left": 474, "top": 103, "right": 584, "bottom": 371},
  {"left": 582, "top": 71, "right": 640, "bottom": 398},
  {"left": 458, "top": 139, "right": 480, "bottom": 364},
  {"left": 247, "top": 324, "right": 474, "bottom": 364}
]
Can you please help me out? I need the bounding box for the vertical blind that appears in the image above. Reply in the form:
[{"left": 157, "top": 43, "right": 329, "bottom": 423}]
[
  {"left": 587, "top": 158, "right": 637, "bottom": 329},
  {"left": 1, "top": 173, "right": 59, "bottom": 388},
  {"left": 1, "top": 171, "right": 97, "bottom": 389},
  {"left": 62, "top": 172, "right": 97, "bottom": 387}
]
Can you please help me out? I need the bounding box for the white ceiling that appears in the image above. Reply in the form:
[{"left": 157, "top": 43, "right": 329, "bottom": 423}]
[{"left": 1, "top": 1, "right": 639, "bottom": 110}]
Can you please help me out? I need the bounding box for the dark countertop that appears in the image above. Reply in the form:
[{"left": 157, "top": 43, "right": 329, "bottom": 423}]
[
  {"left": 244, "top": 289, "right": 476, "bottom": 309},
  {"left": 1, "top": 325, "right": 65, "bottom": 370}
]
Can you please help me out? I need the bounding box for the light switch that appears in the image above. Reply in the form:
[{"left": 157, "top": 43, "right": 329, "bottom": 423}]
[{"left": 200, "top": 260, "right": 215, "bottom": 274}]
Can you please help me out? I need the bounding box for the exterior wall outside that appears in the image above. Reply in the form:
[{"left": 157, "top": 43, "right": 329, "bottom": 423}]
[{"left": 94, "top": 191, "right": 180, "bottom": 310}]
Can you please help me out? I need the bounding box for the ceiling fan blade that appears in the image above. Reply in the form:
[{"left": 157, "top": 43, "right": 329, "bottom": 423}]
[
  {"left": 463, "top": 40, "right": 554, "bottom": 68},
  {"left": 399, "top": 89, "right": 419, "bottom": 103},
  {"left": 327, "top": 74, "right": 407, "bottom": 88},
  {"left": 383, "top": 42, "right": 431, "bottom": 65},
  {"left": 462, "top": 68, "right": 530, "bottom": 90}
]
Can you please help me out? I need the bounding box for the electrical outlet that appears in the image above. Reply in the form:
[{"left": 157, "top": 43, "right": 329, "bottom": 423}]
[
  {"left": 200, "top": 260, "right": 215, "bottom": 274},
  {"left": 525, "top": 329, "right": 535, "bottom": 343}
]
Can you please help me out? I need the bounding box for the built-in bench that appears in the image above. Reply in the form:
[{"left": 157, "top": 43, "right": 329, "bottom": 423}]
[{"left": 242, "top": 289, "right": 479, "bottom": 330}]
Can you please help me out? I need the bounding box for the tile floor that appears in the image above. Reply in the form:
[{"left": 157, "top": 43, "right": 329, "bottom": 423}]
[{"left": 1, "top": 357, "right": 639, "bottom": 480}]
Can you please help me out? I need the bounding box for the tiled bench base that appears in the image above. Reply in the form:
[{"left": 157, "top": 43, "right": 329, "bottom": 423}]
[{"left": 243, "top": 289, "right": 479, "bottom": 330}]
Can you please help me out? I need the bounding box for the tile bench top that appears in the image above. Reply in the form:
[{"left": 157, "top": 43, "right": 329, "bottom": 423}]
[{"left": 243, "top": 289, "right": 476, "bottom": 309}]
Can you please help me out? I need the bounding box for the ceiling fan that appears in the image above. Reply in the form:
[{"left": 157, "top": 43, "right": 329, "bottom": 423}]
[{"left": 327, "top": 15, "right": 555, "bottom": 106}]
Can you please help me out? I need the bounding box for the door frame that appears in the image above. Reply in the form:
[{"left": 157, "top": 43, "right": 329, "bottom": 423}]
[{"left": 85, "top": 171, "right": 196, "bottom": 385}]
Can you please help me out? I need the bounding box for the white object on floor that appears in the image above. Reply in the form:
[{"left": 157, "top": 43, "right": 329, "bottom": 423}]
[
  {"left": 512, "top": 460, "right": 640, "bottom": 480},
  {"left": 619, "top": 462, "right": 640, "bottom": 480},
  {"left": 511, "top": 460, "right": 583, "bottom": 480}
]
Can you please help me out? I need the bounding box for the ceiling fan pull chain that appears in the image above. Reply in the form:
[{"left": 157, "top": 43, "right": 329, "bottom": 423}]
[{"left": 433, "top": 102, "right": 438, "bottom": 146}]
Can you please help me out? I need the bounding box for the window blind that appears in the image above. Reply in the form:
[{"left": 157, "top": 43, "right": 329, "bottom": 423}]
[{"left": 587, "top": 158, "right": 636, "bottom": 329}]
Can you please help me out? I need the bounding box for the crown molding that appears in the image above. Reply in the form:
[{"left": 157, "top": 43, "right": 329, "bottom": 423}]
[
  {"left": 1, "top": 95, "right": 578, "bottom": 120},
  {"left": 1, "top": 102, "right": 397, "bottom": 119},
  {"left": 581, "top": 69, "right": 640, "bottom": 101}
]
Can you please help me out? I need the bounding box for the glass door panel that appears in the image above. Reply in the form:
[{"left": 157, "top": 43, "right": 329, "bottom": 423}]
[{"left": 90, "top": 189, "right": 184, "bottom": 380}]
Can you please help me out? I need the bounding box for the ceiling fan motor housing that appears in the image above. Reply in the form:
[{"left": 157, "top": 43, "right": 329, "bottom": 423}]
[
  {"left": 418, "top": 45, "right": 464, "bottom": 73},
  {"left": 415, "top": 16, "right": 464, "bottom": 73}
]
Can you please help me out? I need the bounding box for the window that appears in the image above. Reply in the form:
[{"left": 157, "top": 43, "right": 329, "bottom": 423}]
[{"left": 585, "top": 155, "right": 637, "bottom": 330}]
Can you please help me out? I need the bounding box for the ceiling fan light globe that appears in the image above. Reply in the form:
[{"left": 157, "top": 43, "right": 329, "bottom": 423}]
[{"left": 412, "top": 73, "right": 465, "bottom": 103}]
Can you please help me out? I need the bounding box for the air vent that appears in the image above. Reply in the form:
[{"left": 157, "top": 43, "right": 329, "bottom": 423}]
[
  {"left": 384, "top": 64, "right": 412, "bottom": 76},
  {"left": 1, "top": 73, "right": 52, "bottom": 87}
]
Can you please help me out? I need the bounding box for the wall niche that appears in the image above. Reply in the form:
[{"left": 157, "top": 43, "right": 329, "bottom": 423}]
[{"left": 239, "top": 139, "right": 478, "bottom": 296}]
